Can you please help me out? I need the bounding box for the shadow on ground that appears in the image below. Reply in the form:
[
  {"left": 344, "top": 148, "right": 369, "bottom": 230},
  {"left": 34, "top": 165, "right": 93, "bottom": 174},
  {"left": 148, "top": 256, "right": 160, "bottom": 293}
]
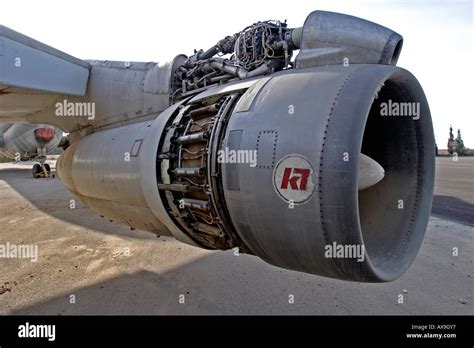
[
  {"left": 431, "top": 195, "right": 474, "bottom": 227},
  {"left": 0, "top": 165, "right": 151, "bottom": 240}
]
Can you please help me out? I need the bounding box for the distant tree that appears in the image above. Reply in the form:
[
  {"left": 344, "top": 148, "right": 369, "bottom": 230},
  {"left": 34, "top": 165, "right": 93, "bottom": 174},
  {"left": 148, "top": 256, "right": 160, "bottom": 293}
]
[
  {"left": 448, "top": 126, "right": 469, "bottom": 155},
  {"left": 447, "top": 125, "right": 456, "bottom": 155},
  {"left": 455, "top": 129, "right": 466, "bottom": 153}
]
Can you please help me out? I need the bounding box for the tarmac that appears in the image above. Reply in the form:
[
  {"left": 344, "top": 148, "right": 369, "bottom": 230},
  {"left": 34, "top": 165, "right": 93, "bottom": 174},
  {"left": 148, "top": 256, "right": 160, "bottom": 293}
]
[{"left": 0, "top": 157, "right": 472, "bottom": 315}]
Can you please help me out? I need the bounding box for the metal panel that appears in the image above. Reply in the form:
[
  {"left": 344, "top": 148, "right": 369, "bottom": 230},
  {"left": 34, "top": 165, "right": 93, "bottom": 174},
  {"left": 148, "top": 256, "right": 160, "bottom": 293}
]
[
  {"left": 255, "top": 130, "right": 278, "bottom": 169},
  {"left": 234, "top": 77, "right": 272, "bottom": 113},
  {"left": 189, "top": 78, "right": 260, "bottom": 104},
  {"left": 0, "top": 25, "right": 90, "bottom": 95},
  {"left": 225, "top": 130, "right": 243, "bottom": 190},
  {"left": 295, "top": 11, "right": 403, "bottom": 69}
]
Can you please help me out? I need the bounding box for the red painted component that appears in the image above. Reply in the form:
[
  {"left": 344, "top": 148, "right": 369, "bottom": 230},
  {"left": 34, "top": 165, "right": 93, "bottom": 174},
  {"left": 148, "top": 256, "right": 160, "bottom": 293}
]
[
  {"left": 280, "top": 167, "right": 311, "bottom": 190},
  {"left": 34, "top": 127, "right": 55, "bottom": 145}
]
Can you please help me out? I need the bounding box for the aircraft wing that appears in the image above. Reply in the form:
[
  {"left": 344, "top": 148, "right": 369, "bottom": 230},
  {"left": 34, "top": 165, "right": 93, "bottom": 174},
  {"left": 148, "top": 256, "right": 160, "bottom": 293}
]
[
  {"left": 0, "top": 25, "right": 172, "bottom": 136},
  {"left": 0, "top": 25, "right": 90, "bottom": 122}
]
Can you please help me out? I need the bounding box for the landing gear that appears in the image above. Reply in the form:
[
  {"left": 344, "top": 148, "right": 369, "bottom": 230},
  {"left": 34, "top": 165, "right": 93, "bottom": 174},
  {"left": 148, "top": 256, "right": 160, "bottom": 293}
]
[
  {"left": 32, "top": 160, "right": 54, "bottom": 179},
  {"left": 32, "top": 163, "right": 41, "bottom": 178}
]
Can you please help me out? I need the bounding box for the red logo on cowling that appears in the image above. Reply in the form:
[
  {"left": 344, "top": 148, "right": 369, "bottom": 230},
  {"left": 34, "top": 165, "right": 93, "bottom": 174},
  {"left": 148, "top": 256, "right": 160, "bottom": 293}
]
[
  {"left": 280, "top": 168, "right": 311, "bottom": 190},
  {"left": 273, "top": 154, "right": 315, "bottom": 204}
]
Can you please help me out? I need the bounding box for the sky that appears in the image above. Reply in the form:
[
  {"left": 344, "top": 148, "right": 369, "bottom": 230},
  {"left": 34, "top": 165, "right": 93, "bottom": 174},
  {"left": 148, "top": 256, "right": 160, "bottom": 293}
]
[{"left": 1, "top": 0, "right": 473, "bottom": 148}]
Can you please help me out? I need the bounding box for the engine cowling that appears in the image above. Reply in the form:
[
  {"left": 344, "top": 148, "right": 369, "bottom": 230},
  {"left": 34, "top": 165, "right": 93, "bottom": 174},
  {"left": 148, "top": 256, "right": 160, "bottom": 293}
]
[{"left": 220, "top": 65, "right": 435, "bottom": 282}]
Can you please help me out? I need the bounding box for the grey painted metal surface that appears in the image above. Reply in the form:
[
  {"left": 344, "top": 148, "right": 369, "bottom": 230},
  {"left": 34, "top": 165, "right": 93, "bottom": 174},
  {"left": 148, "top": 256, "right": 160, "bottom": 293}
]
[
  {"left": 221, "top": 65, "right": 434, "bottom": 282},
  {"left": 295, "top": 11, "right": 403, "bottom": 68},
  {"left": 56, "top": 120, "right": 174, "bottom": 236},
  {"left": 0, "top": 25, "right": 89, "bottom": 95},
  {"left": 0, "top": 91, "right": 59, "bottom": 121},
  {"left": 56, "top": 100, "right": 199, "bottom": 245}
]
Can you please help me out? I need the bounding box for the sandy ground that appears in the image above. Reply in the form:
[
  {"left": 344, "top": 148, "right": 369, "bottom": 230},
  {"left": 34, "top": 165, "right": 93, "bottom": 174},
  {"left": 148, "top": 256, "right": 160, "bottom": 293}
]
[
  {"left": 0, "top": 158, "right": 472, "bottom": 315},
  {"left": 432, "top": 157, "right": 474, "bottom": 226}
]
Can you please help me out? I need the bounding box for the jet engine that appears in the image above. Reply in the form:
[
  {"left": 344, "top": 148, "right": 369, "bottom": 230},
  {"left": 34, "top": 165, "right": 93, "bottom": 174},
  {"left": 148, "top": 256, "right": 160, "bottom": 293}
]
[{"left": 57, "top": 11, "right": 435, "bottom": 282}]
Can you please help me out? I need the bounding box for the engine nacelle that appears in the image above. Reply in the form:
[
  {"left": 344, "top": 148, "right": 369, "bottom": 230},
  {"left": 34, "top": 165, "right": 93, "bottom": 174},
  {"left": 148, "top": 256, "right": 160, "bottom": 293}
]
[{"left": 57, "top": 62, "right": 434, "bottom": 282}]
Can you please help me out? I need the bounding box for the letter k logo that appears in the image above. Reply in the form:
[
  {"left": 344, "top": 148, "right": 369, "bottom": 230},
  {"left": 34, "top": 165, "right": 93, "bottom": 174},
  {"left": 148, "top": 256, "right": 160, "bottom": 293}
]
[{"left": 280, "top": 168, "right": 311, "bottom": 190}]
